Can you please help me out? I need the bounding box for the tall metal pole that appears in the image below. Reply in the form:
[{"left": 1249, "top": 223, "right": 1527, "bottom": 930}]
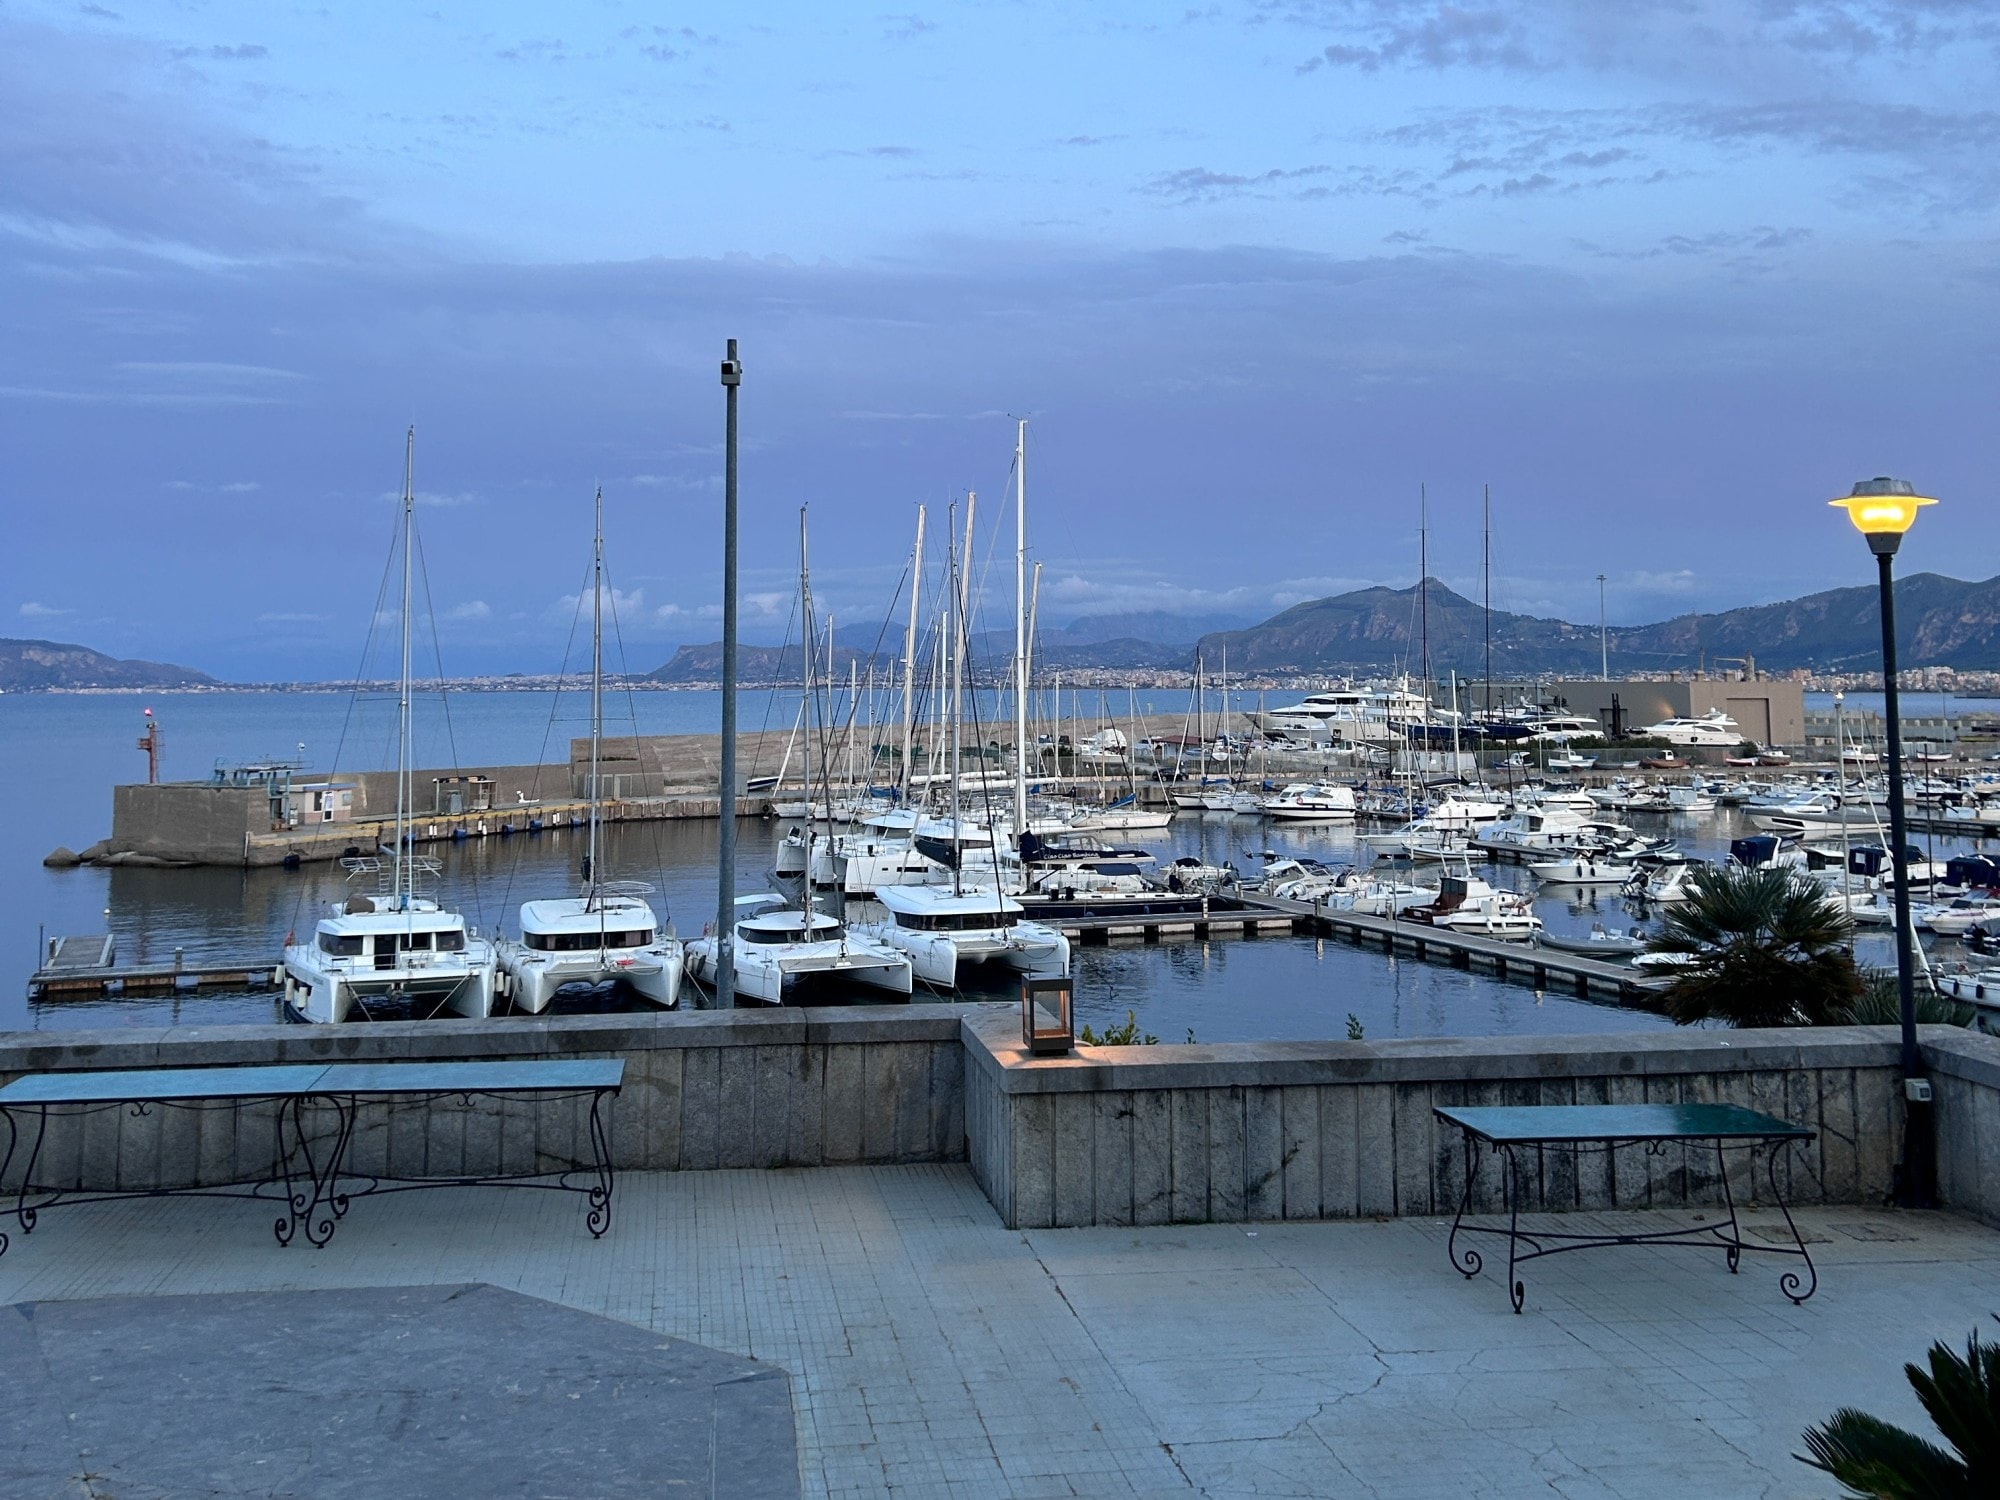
[
  {"left": 1875, "top": 546, "right": 1934, "bottom": 1206},
  {"left": 588, "top": 486, "right": 603, "bottom": 900},
  {"left": 1597, "top": 573, "right": 1608, "bottom": 680},
  {"left": 1013, "top": 420, "right": 1029, "bottom": 837},
  {"left": 397, "top": 426, "right": 414, "bottom": 910},
  {"left": 900, "top": 507, "right": 925, "bottom": 803},
  {"left": 715, "top": 340, "right": 742, "bottom": 1008}
]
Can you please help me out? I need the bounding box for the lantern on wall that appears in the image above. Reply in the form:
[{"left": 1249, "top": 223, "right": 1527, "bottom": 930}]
[{"left": 1020, "top": 976, "right": 1074, "bottom": 1056}]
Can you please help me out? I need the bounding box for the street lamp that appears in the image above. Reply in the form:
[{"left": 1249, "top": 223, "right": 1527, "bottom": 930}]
[{"left": 1830, "top": 475, "right": 1937, "bottom": 1208}]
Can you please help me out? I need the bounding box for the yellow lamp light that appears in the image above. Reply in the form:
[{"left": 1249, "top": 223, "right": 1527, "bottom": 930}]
[{"left": 1830, "top": 477, "right": 1935, "bottom": 549}]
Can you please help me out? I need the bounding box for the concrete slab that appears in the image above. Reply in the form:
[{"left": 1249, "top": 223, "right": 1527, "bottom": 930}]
[
  {"left": 2, "top": 1283, "right": 796, "bottom": 1499},
  {"left": 0, "top": 1166, "right": 1990, "bottom": 1498}
]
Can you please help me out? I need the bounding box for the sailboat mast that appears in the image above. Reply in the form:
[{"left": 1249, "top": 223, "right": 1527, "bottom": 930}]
[
  {"left": 1013, "top": 420, "right": 1028, "bottom": 835},
  {"left": 1482, "top": 483, "right": 1491, "bottom": 723},
  {"left": 900, "top": 507, "right": 925, "bottom": 803},
  {"left": 588, "top": 486, "right": 604, "bottom": 901},
  {"left": 1419, "top": 483, "right": 1430, "bottom": 747},
  {"left": 798, "top": 507, "right": 815, "bottom": 903},
  {"left": 948, "top": 499, "right": 963, "bottom": 897},
  {"left": 397, "top": 427, "right": 414, "bottom": 909}
]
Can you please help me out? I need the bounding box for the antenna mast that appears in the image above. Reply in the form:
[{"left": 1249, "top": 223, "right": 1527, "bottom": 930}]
[
  {"left": 1013, "top": 420, "right": 1028, "bottom": 836},
  {"left": 587, "top": 485, "right": 603, "bottom": 902}
]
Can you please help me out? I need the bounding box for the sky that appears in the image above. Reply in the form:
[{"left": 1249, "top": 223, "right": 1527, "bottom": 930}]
[{"left": 2, "top": 1, "right": 1997, "bottom": 680}]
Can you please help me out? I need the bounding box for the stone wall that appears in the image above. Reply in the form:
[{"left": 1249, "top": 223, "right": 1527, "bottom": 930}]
[
  {"left": 961, "top": 1009, "right": 1944, "bottom": 1229},
  {"left": 1927, "top": 1030, "right": 2000, "bottom": 1228},
  {"left": 111, "top": 783, "right": 266, "bottom": 863},
  {"left": 0, "top": 1007, "right": 967, "bottom": 1193}
]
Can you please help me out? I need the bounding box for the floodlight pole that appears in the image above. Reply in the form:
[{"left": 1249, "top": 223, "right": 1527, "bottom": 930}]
[
  {"left": 715, "top": 339, "right": 742, "bottom": 1009},
  {"left": 1871, "top": 537, "right": 1932, "bottom": 1206}
]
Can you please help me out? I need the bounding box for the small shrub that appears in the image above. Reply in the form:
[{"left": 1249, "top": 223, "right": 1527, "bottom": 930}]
[
  {"left": 1079, "top": 1010, "right": 1158, "bottom": 1046},
  {"left": 1345, "top": 1012, "right": 1366, "bottom": 1041}
]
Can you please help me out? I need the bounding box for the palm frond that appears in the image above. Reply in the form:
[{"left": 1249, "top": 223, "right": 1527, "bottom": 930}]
[{"left": 1797, "top": 1407, "right": 1968, "bottom": 1498}]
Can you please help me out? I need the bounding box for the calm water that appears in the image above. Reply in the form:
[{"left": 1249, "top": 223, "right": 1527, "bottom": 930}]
[{"left": 2, "top": 690, "right": 1984, "bottom": 1040}]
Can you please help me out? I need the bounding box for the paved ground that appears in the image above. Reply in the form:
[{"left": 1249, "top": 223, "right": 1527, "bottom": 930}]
[
  {"left": 2, "top": 1283, "right": 796, "bottom": 1499},
  {"left": 0, "top": 1165, "right": 1991, "bottom": 1499}
]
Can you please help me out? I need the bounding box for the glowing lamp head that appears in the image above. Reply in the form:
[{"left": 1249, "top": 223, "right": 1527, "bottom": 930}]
[{"left": 1830, "top": 477, "right": 1935, "bottom": 554}]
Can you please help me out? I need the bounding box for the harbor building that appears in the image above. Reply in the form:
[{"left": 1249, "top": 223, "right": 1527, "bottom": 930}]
[{"left": 1518, "top": 678, "right": 1805, "bottom": 747}]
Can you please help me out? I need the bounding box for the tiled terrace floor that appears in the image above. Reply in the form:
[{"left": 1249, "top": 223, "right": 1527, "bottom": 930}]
[{"left": 0, "top": 1165, "right": 1992, "bottom": 1498}]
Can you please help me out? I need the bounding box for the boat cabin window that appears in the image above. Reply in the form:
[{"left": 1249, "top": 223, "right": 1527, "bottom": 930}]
[
  {"left": 524, "top": 929, "right": 653, "bottom": 951},
  {"left": 739, "top": 922, "right": 837, "bottom": 944},
  {"left": 894, "top": 910, "right": 1012, "bottom": 932},
  {"left": 373, "top": 930, "right": 464, "bottom": 954},
  {"left": 318, "top": 933, "right": 365, "bottom": 956}
]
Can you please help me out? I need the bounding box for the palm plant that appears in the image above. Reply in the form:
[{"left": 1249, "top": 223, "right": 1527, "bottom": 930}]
[
  {"left": 1799, "top": 1324, "right": 1999, "bottom": 1496},
  {"left": 1837, "top": 966, "right": 1975, "bottom": 1030},
  {"left": 1649, "top": 863, "right": 1861, "bottom": 1027}
]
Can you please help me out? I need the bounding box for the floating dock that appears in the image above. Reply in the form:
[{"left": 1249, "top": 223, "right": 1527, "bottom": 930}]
[
  {"left": 1253, "top": 896, "right": 1662, "bottom": 1006},
  {"left": 29, "top": 937, "right": 274, "bottom": 1000}
]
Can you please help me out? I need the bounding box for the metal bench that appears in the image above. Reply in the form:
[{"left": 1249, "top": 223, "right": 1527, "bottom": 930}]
[
  {"left": 1434, "top": 1102, "right": 1817, "bottom": 1313},
  {"left": 0, "top": 1059, "right": 622, "bottom": 1256}
]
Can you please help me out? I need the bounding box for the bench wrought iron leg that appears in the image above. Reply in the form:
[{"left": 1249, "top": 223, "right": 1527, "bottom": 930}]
[
  {"left": 1715, "top": 1139, "right": 1741, "bottom": 1274},
  {"left": 302, "top": 1095, "right": 357, "bottom": 1248},
  {"left": 274, "top": 1095, "right": 307, "bottom": 1247},
  {"left": 1767, "top": 1138, "right": 1818, "bottom": 1304},
  {"left": 0, "top": 1107, "right": 15, "bottom": 1256},
  {"left": 585, "top": 1089, "right": 614, "bottom": 1238},
  {"left": 1504, "top": 1143, "right": 1526, "bottom": 1314},
  {"left": 1447, "top": 1129, "right": 1482, "bottom": 1280},
  {"left": 14, "top": 1105, "right": 48, "bottom": 1237}
]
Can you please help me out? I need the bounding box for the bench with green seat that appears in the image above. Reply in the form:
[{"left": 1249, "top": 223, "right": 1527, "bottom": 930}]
[
  {"left": 0, "top": 1058, "right": 622, "bottom": 1255},
  {"left": 1434, "top": 1102, "right": 1817, "bottom": 1313}
]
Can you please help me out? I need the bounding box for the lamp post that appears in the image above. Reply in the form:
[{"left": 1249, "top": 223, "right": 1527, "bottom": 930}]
[{"left": 1830, "top": 476, "right": 1937, "bottom": 1208}]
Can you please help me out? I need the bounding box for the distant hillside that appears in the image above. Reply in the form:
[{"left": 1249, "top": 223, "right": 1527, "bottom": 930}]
[
  {"left": 0, "top": 638, "right": 217, "bottom": 691},
  {"left": 1197, "top": 574, "right": 2000, "bottom": 675}
]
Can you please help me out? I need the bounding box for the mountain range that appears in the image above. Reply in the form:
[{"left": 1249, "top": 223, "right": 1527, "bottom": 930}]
[
  {"left": 1194, "top": 574, "right": 2000, "bottom": 676},
  {"left": 0, "top": 638, "right": 217, "bottom": 691}
]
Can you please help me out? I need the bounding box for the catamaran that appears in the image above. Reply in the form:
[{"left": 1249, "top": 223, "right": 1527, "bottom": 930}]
[
  {"left": 282, "top": 430, "right": 498, "bottom": 1024},
  {"left": 495, "top": 491, "right": 682, "bottom": 1013}
]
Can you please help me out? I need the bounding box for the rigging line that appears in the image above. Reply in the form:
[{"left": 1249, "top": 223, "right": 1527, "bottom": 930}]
[
  {"left": 600, "top": 550, "right": 676, "bottom": 905},
  {"left": 411, "top": 509, "right": 476, "bottom": 918},
  {"left": 738, "top": 590, "right": 803, "bottom": 791},
  {"left": 816, "top": 554, "right": 916, "bottom": 788},
  {"left": 291, "top": 479, "right": 405, "bottom": 934},
  {"left": 496, "top": 553, "right": 592, "bottom": 929}
]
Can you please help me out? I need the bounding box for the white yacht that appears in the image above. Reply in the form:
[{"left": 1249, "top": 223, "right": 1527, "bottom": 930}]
[
  {"left": 282, "top": 431, "right": 497, "bottom": 1024},
  {"left": 495, "top": 491, "right": 682, "bottom": 1013},
  {"left": 685, "top": 902, "right": 913, "bottom": 1005},
  {"left": 284, "top": 869, "right": 498, "bottom": 1025},
  {"left": 1639, "top": 709, "right": 1741, "bottom": 747},
  {"left": 1406, "top": 870, "right": 1542, "bottom": 940},
  {"left": 853, "top": 884, "right": 1069, "bottom": 990},
  {"left": 499, "top": 889, "right": 679, "bottom": 1011},
  {"left": 1259, "top": 782, "right": 1358, "bottom": 821},
  {"left": 1250, "top": 683, "right": 1433, "bottom": 744}
]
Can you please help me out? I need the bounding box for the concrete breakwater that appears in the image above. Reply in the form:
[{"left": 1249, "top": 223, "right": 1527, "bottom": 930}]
[{"left": 4, "top": 1005, "right": 1998, "bottom": 1234}]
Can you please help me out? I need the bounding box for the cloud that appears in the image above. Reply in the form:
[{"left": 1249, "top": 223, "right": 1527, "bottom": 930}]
[
  {"left": 881, "top": 14, "right": 938, "bottom": 41},
  {"left": 1299, "top": 5, "right": 1540, "bottom": 75},
  {"left": 445, "top": 600, "right": 492, "bottom": 621},
  {"left": 169, "top": 43, "right": 268, "bottom": 62},
  {"left": 18, "top": 601, "right": 72, "bottom": 619},
  {"left": 257, "top": 611, "right": 327, "bottom": 623},
  {"left": 1142, "top": 164, "right": 1335, "bottom": 202}
]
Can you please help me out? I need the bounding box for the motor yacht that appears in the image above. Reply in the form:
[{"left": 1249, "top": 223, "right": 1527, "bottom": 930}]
[
  {"left": 1259, "top": 782, "right": 1358, "bottom": 821},
  {"left": 1405, "top": 871, "right": 1542, "bottom": 941},
  {"left": 1639, "top": 709, "right": 1741, "bottom": 748}
]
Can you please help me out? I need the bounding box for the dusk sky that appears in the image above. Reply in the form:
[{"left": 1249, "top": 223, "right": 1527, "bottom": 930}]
[{"left": 3, "top": 2, "right": 1996, "bottom": 680}]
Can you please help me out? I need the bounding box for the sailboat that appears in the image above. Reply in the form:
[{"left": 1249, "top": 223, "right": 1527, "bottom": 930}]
[
  {"left": 855, "top": 442, "right": 1070, "bottom": 989},
  {"left": 684, "top": 506, "right": 913, "bottom": 1004},
  {"left": 495, "top": 490, "right": 683, "bottom": 1013},
  {"left": 282, "top": 430, "right": 498, "bottom": 1024}
]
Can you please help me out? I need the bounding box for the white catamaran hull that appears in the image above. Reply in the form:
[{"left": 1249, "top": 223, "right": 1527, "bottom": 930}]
[{"left": 684, "top": 936, "right": 914, "bottom": 1005}]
